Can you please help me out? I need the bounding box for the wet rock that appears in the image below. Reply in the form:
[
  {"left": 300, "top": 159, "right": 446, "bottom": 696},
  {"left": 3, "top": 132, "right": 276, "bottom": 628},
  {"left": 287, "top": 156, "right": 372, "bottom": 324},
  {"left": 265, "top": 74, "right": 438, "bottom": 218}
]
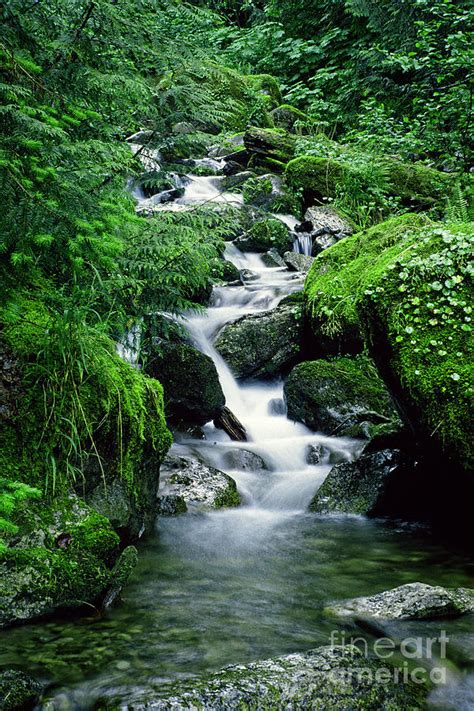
[
  {"left": 309, "top": 448, "right": 410, "bottom": 515},
  {"left": 102, "top": 546, "right": 138, "bottom": 609},
  {"left": 242, "top": 174, "right": 284, "bottom": 209},
  {"left": 244, "top": 127, "right": 295, "bottom": 166},
  {"left": 215, "top": 303, "right": 303, "bottom": 379},
  {"left": 0, "top": 669, "right": 42, "bottom": 710},
  {"left": 219, "top": 260, "right": 240, "bottom": 283},
  {"left": 268, "top": 397, "right": 286, "bottom": 415},
  {"left": 222, "top": 449, "right": 267, "bottom": 471},
  {"left": 283, "top": 251, "right": 314, "bottom": 273},
  {"left": 137, "top": 645, "right": 427, "bottom": 709},
  {"left": 145, "top": 341, "right": 225, "bottom": 426},
  {"left": 0, "top": 339, "right": 23, "bottom": 422},
  {"left": 157, "top": 494, "right": 187, "bottom": 517},
  {"left": 235, "top": 218, "right": 292, "bottom": 255},
  {"left": 223, "top": 160, "right": 243, "bottom": 177},
  {"left": 326, "top": 583, "right": 474, "bottom": 621},
  {"left": 222, "top": 170, "right": 254, "bottom": 191},
  {"left": 261, "top": 249, "right": 286, "bottom": 268},
  {"left": 239, "top": 268, "right": 260, "bottom": 282},
  {"left": 159, "top": 455, "right": 240, "bottom": 512},
  {"left": 284, "top": 355, "right": 398, "bottom": 436},
  {"left": 306, "top": 443, "right": 329, "bottom": 465},
  {"left": 0, "top": 496, "right": 120, "bottom": 627},
  {"left": 305, "top": 206, "right": 354, "bottom": 237}
]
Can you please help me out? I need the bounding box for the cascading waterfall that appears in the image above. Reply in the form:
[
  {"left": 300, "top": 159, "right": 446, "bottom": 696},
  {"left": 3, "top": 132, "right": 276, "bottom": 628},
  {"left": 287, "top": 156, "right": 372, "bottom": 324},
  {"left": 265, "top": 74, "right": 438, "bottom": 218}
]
[{"left": 167, "top": 174, "right": 361, "bottom": 517}]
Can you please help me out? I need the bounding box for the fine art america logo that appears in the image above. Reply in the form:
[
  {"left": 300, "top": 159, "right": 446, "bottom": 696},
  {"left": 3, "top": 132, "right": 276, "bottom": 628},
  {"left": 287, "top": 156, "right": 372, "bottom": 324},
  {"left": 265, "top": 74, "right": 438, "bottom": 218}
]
[{"left": 329, "top": 630, "right": 449, "bottom": 685}]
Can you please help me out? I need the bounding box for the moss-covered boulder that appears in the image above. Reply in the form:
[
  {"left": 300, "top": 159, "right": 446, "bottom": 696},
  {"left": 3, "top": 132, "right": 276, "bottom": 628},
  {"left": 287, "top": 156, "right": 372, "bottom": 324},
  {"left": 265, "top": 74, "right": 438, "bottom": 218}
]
[
  {"left": 244, "top": 127, "right": 295, "bottom": 171},
  {"left": 242, "top": 174, "right": 289, "bottom": 211},
  {"left": 234, "top": 218, "right": 292, "bottom": 254},
  {"left": 122, "top": 645, "right": 427, "bottom": 708},
  {"left": 244, "top": 74, "right": 282, "bottom": 108},
  {"left": 284, "top": 355, "right": 398, "bottom": 436},
  {"left": 304, "top": 215, "right": 473, "bottom": 474},
  {"left": 158, "top": 454, "right": 240, "bottom": 512},
  {"left": 358, "top": 221, "right": 473, "bottom": 473},
  {"left": 0, "top": 496, "right": 122, "bottom": 627},
  {"left": 146, "top": 341, "right": 225, "bottom": 426},
  {"left": 285, "top": 154, "right": 453, "bottom": 207},
  {"left": 304, "top": 213, "right": 428, "bottom": 356},
  {"left": 215, "top": 303, "right": 303, "bottom": 379},
  {"left": 271, "top": 104, "right": 312, "bottom": 133},
  {"left": 0, "top": 670, "right": 42, "bottom": 710}
]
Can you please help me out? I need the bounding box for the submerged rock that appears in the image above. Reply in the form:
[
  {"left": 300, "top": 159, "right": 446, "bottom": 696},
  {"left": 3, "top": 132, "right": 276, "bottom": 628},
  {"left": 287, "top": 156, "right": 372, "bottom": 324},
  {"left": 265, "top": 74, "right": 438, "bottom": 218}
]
[
  {"left": 326, "top": 583, "right": 474, "bottom": 621},
  {"left": 222, "top": 449, "right": 267, "bottom": 471},
  {"left": 158, "top": 455, "right": 240, "bottom": 512},
  {"left": 0, "top": 670, "right": 42, "bottom": 710},
  {"left": 146, "top": 341, "right": 225, "bottom": 426},
  {"left": 215, "top": 303, "right": 302, "bottom": 379},
  {"left": 135, "top": 645, "right": 427, "bottom": 709},
  {"left": 284, "top": 355, "right": 398, "bottom": 436}
]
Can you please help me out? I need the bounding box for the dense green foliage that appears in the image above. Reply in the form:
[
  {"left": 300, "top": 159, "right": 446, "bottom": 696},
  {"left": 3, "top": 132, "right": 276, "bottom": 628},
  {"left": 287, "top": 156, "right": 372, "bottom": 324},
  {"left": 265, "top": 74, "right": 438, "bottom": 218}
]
[{"left": 211, "top": 0, "right": 473, "bottom": 166}]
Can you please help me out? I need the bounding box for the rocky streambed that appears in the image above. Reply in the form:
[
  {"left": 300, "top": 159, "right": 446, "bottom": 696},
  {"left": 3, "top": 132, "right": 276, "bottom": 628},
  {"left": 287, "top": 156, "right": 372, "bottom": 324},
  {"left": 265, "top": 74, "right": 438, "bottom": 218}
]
[{"left": 1, "top": 141, "right": 473, "bottom": 710}]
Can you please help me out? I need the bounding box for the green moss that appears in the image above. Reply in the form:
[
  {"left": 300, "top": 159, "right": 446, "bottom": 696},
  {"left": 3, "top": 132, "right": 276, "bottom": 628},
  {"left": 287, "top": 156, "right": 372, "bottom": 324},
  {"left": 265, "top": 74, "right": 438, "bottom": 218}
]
[
  {"left": 240, "top": 218, "right": 292, "bottom": 253},
  {"left": 0, "top": 670, "right": 41, "bottom": 710},
  {"left": 245, "top": 74, "right": 282, "bottom": 108},
  {"left": 305, "top": 215, "right": 473, "bottom": 470},
  {"left": 213, "top": 478, "right": 241, "bottom": 508},
  {"left": 304, "top": 213, "right": 429, "bottom": 343},
  {"left": 284, "top": 355, "right": 396, "bottom": 435},
  {"left": 1, "top": 295, "right": 172, "bottom": 494},
  {"left": 245, "top": 126, "right": 295, "bottom": 165},
  {"left": 383, "top": 158, "right": 454, "bottom": 203},
  {"left": 285, "top": 155, "right": 346, "bottom": 197},
  {"left": 359, "top": 222, "right": 473, "bottom": 471},
  {"left": 71, "top": 511, "right": 120, "bottom": 561},
  {"left": 271, "top": 104, "right": 313, "bottom": 132}
]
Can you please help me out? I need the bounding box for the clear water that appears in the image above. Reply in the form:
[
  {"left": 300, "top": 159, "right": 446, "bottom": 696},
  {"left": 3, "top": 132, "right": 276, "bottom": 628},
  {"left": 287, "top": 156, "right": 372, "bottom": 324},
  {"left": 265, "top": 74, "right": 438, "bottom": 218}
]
[{"left": 2, "top": 172, "right": 473, "bottom": 709}]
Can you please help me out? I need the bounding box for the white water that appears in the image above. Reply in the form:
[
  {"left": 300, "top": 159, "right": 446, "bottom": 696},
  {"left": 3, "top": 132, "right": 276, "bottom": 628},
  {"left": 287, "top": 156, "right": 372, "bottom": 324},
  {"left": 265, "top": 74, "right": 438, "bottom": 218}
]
[{"left": 169, "top": 175, "right": 362, "bottom": 516}]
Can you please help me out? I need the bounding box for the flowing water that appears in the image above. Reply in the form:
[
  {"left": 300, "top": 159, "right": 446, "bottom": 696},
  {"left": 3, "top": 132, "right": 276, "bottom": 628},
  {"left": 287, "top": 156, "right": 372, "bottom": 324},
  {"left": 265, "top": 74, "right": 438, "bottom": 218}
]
[{"left": 2, "top": 171, "right": 473, "bottom": 709}]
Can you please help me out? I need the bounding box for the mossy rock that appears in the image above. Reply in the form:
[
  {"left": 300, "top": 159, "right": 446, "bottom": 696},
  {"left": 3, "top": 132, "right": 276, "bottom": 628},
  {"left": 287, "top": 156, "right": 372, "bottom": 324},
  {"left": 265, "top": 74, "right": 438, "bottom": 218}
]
[
  {"left": 215, "top": 303, "right": 303, "bottom": 379},
  {"left": 0, "top": 670, "right": 42, "bottom": 710},
  {"left": 244, "top": 126, "right": 295, "bottom": 166},
  {"left": 244, "top": 74, "right": 282, "bottom": 108},
  {"left": 286, "top": 154, "right": 454, "bottom": 207},
  {"left": 305, "top": 214, "right": 473, "bottom": 473},
  {"left": 0, "top": 497, "right": 121, "bottom": 627},
  {"left": 123, "top": 645, "right": 427, "bottom": 708},
  {"left": 271, "top": 104, "right": 313, "bottom": 133},
  {"left": 303, "top": 213, "right": 428, "bottom": 356},
  {"left": 145, "top": 341, "right": 225, "bottom": 426},
  {"left": 284, "top": 355, "right": 398, "bottom": 436},
  {"left": 159, "top": 455, "right": 240, "bottom": 512},
  {"left": 235, "top": 218, "right": 292, "bottom": 255}
]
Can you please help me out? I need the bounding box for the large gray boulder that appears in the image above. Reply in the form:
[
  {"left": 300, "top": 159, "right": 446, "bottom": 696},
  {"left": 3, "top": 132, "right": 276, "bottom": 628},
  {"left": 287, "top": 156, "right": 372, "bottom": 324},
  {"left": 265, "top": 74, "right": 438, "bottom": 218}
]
[
  {"left": 283, "top": 250, "right": 314, "bottom": 273},
  {"left": 157, "top": 455, "right": 240, "bottom": 513},
  {"left": 326, "top": 583, "right": 474, "bottom": 621},
  {"left": 121, "top": 645, "right": 427, "bottom": 709},
  {"left": 146, "top": 341, "right": 225, "bottom": 425},
  {"left": 284, "top": 355, "right": 398, "bottom": 436},
  {"left": 215, "top": 303, "right": 303, "bottom": 379}
]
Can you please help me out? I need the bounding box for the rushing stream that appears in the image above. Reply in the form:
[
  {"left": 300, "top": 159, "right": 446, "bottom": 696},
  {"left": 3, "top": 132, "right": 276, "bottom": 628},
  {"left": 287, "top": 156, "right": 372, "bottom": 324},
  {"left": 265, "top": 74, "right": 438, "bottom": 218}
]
[{"left": 2, "top": 168, "right": 473, "bottom": 709}]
